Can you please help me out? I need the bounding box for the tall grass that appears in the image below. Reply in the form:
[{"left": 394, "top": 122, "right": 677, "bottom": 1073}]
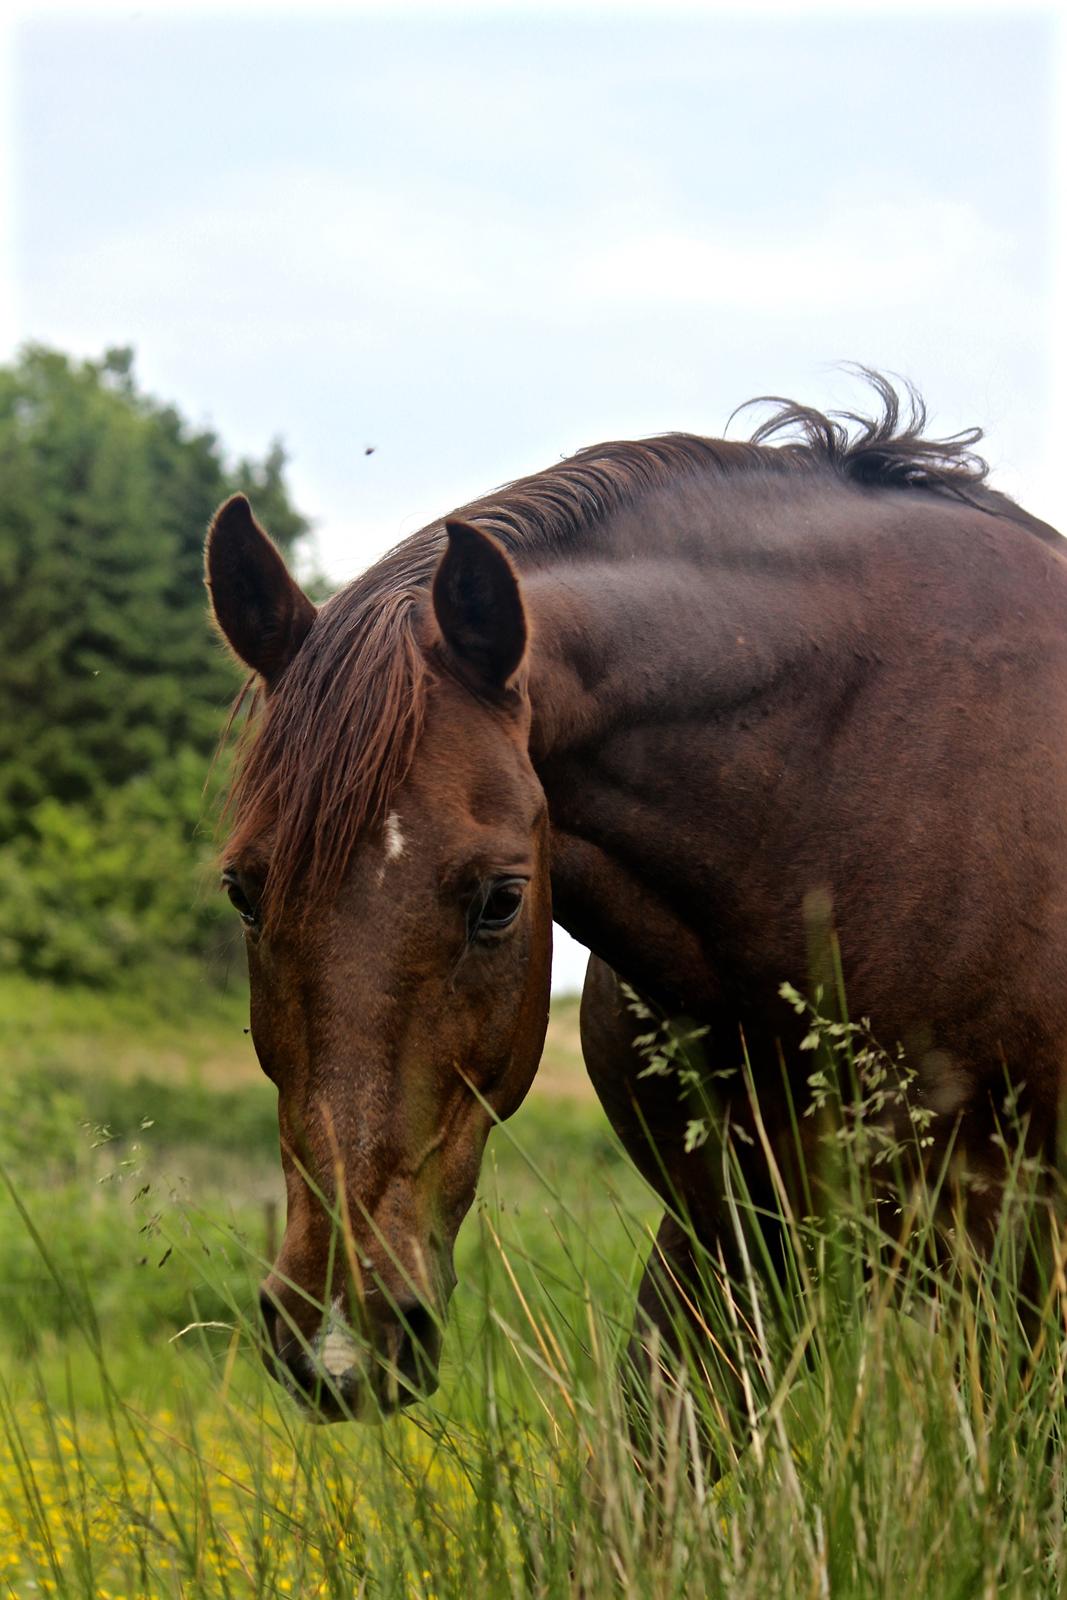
[{"left": 2, "top": 986, "right": 1065, "bottom": 1598}]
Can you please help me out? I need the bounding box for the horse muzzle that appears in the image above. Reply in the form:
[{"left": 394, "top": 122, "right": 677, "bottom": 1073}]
[{"left": 258, "top": 1285, "right": 444, "bottom": 1423}]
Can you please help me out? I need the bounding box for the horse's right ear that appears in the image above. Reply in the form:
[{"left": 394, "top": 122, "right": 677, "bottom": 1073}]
[{"left": 205, "top": 495, "right": 316, "bottom": 689}]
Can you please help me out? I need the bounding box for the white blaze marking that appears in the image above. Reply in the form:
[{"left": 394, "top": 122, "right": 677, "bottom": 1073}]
[{"left": 384, "top": 811, "right": 405, "bottom": 862}]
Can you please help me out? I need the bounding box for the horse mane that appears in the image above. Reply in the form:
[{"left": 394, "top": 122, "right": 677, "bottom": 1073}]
[
  {"left": 220, "top": 372, "right": 1006, "bottom": 925},
  {"left": 741, "top": 368, "right": 995, "bottom": 502}
]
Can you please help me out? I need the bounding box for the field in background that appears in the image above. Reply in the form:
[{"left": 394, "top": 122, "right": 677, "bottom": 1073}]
[
  {"left": 0, "top": 979, "right": 659, "bottom": 1595},
  {"left": 3, "top": 977, "right": 1067, "bottom": 1599}
]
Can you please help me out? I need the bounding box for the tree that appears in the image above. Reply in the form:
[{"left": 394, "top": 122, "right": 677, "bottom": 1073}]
[
  {"left": 0, "top": 344, "right": 309, "bottom": 830},
  {"left": 0, "top": 346, "right": 312, "bottom": 983}
]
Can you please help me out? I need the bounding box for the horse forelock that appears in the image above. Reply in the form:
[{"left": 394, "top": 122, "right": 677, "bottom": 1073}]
[{"left": 219, "top": 373, "right": 1011, "bottom": 923}]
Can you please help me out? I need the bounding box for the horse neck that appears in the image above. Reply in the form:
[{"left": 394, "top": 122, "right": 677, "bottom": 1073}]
[
  {"left": 520, "top": 522, "right": 871, "bottom": 1008},
  {"left": 524, "top": 539, "right": 866, "bottom": 761}
]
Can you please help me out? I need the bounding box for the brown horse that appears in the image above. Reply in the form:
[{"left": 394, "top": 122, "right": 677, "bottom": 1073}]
[{"left": 205, "top": 376, "right": 1067, "bottom": 1424}]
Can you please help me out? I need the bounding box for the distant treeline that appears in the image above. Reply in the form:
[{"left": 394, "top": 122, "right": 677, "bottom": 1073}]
[{"left": 0, "top": 346, "right": 311, "bottom": 986}]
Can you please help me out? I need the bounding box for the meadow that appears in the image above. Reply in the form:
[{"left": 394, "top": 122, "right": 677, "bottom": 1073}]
[{"left": 2, "top": 972, "right": 1067, "bottom": 1599}]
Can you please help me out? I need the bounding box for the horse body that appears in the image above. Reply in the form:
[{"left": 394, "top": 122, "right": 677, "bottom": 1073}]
[
  {"left": 204, "top": 382, "right": 1067, "bottom": 1421},
  {"left": 531, "top": 476, "right": 1067, "bottom": 1265}
]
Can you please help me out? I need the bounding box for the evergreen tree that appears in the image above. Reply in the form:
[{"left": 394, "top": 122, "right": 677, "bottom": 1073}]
[
  {"left": 0, "top": 346, "right": 313, "bottom": 983},
  {"left": 0, "top": 344, "right": 308, "bottom": 831}
]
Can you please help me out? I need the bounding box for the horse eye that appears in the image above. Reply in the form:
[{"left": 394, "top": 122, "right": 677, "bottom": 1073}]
[
  {"left": 469, "top": 877, "right": 526, "bottom": 941},
  {"left": 222, "top": 870, "right": 261, "bottom": 930}
]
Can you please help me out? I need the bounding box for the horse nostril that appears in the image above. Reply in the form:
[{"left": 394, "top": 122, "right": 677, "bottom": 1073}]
[
  {"left": 395, "top": 1300, "right": 441, "bottom": 1400},
  {"left": 401, "top": 1301, "right": 435, "bottom": 1351}
]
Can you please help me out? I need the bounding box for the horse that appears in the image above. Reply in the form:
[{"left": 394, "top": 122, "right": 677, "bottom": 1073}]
[{"left": 205, "top": 375, "right": 1067, "bottom": 1428}]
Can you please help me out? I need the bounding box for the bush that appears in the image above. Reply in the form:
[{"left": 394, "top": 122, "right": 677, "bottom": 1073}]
[{"left": 0, "top": 748, "right": 235, "bottom": 984}]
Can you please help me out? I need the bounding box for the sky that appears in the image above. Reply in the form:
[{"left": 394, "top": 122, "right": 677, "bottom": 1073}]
[{"left": 3, "top": 2, "right": 1063, "bottom": 992}]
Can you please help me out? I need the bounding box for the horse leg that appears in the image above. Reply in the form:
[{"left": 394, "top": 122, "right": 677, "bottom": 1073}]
[
  {"left": 579, "top": 955, "right": 765, "bottom": 1477},
  {"left": 627, "top": 1208, "right": 776, "bottom": 1486}
]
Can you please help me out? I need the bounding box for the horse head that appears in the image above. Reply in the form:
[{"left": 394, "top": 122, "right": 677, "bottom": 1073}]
[{"left": 206, "top": 497, "right": 552, "bottom": 1420}]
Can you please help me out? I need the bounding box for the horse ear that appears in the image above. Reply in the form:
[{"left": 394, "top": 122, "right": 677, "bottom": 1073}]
[
  {"left": 433, "top": 520, "right": 527, "bottom": 690},
  {"left": 205, "top": 495, "right": 316, "bottom": 688}
]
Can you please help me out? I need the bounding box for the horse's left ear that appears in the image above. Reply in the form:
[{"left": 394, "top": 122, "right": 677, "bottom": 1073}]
[
  {"left": 433, "top": 520, "right": 527, "bottom": 690},
  {"left": 205, "top": 495, "right": 317, "bottom": 689}
]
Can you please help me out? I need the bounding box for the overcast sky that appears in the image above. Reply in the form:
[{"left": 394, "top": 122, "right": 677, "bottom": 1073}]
[{"left": 5, "top": 4, "right": 1062, "bottom": 991}]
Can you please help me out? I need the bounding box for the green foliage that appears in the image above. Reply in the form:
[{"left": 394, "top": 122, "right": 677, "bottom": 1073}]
[
  {"left": 0, "top": 345, "right": 312, "bottom": 983},
  {"left": 0, "top": 749, "right": 232, "bottom": 984}
]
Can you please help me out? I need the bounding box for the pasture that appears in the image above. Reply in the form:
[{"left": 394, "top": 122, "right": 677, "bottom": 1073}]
[
  {"left": 7, "top": 11, "right": 1060, "bottom": 1591},
  {"left": 2, "top": 973, "right": 1066, "bottom": 1599}
]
